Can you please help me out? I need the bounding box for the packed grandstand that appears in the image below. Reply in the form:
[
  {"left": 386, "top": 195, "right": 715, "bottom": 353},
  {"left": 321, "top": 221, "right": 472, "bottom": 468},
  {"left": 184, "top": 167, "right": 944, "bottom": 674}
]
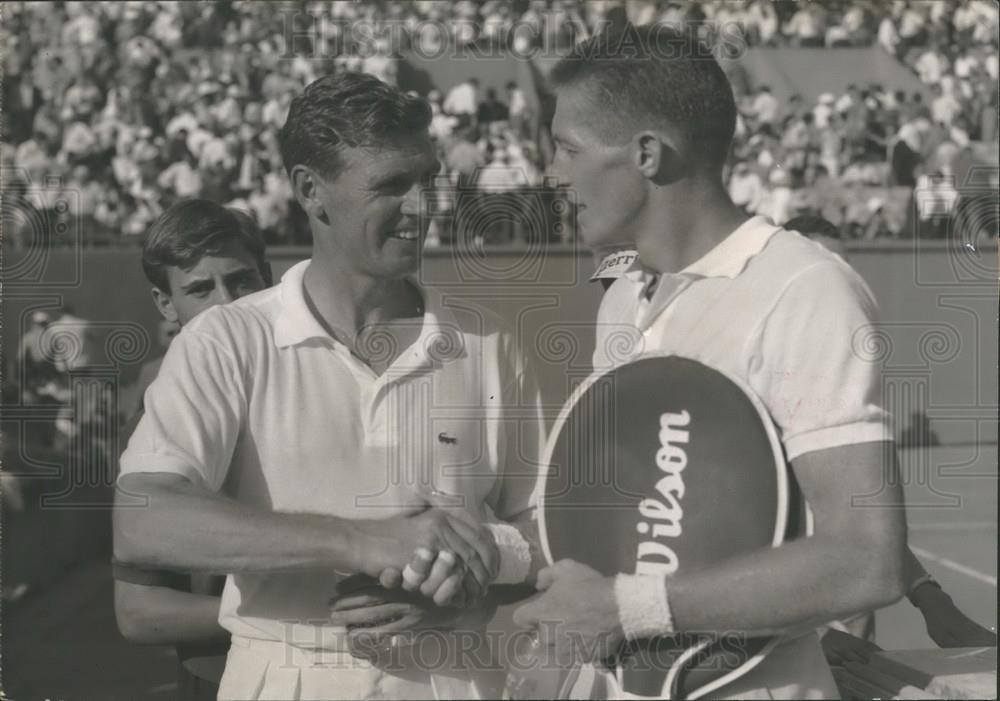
[{"left": 2, "top": 0, "right": 998, "bottom": 247}]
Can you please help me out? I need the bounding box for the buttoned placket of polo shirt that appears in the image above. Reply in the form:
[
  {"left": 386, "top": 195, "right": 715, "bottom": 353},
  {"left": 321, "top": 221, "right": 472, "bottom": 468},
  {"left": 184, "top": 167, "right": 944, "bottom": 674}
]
[
  {"left": 362, "top": 318, "right": 440, "bottom": 444},
  {"left": 351, "top": 302, "right": 474, "bottom": 513}
]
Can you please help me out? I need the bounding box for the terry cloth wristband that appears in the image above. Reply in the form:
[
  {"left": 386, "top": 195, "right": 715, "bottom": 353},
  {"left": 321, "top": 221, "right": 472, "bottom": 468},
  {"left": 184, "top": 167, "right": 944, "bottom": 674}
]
[
  {"left": 614, "top": 573, "right": 673, "bottom": 640},
  {"left": 485, "top": 523, "right": 532, "bottom": 584}
]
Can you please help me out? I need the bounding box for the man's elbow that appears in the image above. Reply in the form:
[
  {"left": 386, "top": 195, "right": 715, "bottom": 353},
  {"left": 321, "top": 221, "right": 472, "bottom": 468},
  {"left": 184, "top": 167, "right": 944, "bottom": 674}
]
[
  {"left": 114, "top": 586, "right": 162, "bottom": 644},
  {"left": 115, "top": 605, "right": 156, "bottom": 644}
]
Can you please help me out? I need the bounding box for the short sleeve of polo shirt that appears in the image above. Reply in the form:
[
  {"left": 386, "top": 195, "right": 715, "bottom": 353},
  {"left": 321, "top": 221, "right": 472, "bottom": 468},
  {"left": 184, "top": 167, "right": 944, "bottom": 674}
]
[
  {"left": 749, "top": 261, "right": 893, "bottom": 461},
  {"left": 119, "top": 327, "right": 244, "bottom": 492}
]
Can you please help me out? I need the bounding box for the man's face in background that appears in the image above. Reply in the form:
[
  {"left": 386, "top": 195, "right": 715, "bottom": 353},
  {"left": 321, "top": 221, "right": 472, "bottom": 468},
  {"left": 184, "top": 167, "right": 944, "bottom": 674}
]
[{"left": 152, "top": 240, "right": 269, "bottom": 326}]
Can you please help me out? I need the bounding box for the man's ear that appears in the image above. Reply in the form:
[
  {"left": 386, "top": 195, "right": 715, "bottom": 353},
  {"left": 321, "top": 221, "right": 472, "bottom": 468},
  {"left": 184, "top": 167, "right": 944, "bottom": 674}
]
[
  {"left": 151, "top": 287, "right": 179, "bottom": 325},
  {"left": 290, "top": 165, "right": 329, "bottom": 224},
  {"left": 634, "top": 131, "right": 683, "bottom": 185}
]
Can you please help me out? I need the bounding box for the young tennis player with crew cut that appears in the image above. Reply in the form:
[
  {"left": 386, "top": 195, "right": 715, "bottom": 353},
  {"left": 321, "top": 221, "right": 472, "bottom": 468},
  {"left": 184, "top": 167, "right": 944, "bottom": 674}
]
[{"left": 513, "top": 24, "right": 908, "bottom": 699}]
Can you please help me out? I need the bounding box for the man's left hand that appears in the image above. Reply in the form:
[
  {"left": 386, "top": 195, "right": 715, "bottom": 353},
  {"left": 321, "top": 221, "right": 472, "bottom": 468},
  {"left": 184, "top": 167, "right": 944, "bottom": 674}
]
[{"left": 512, "top": 560, "right": 623, "bottom": 663}]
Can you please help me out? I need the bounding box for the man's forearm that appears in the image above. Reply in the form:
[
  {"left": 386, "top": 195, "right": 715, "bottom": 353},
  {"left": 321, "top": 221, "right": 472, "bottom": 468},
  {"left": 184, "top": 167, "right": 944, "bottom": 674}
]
[
  {"left": 663, "top": 532, "right": 906, "bottom": 636},
  {"left": 114, "top": 473, "right": 364, "bottom": 575},
  {"left": 656, "top": 442, "right": 907, "bottom": 638},
  {"left": 115, "top": 581, "right": 229, "bottom": 646}
]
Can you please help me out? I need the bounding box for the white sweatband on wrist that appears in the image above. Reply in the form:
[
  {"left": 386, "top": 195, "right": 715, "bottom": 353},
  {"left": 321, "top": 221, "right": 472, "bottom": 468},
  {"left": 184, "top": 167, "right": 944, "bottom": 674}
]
[
  {"left": 484, "top": 523, "right": 532, "bottom": 584},
  {"left": 614, "top": 573, "right": 673, "bottom": 640}
]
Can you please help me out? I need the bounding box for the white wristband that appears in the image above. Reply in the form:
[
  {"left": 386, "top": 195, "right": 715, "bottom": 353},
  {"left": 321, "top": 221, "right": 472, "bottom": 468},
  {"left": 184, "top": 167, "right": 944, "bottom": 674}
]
[
  {"left": 484, "top": 523, "right": 532, "bottom": 584},
  {"left": 614, "top": 573, "right": 673, "bottom": 640}
]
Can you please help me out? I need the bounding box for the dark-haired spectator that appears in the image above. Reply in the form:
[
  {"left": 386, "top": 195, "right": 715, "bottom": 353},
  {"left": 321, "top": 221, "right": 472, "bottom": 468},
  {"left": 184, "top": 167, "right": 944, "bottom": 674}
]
[
  {"left": 890, "top": 121, "right": 924, "bottom": 186},
  {"left": 477, "top": 88, "right": 509, "bottom": 126}
]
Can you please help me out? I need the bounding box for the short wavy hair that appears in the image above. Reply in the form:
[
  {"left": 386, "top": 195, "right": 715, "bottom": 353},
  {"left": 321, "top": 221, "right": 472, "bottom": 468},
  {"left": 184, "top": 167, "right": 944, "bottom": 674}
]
[
  {"left": 142, "top": 199, "right": 268, "bottom": 293},
  {"left": 279, "top": 73, "right": 433, "bottom": 180}
]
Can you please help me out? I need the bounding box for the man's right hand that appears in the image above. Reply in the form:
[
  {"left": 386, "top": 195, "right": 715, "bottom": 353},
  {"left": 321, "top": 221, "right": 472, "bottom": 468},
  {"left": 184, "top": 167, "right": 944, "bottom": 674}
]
[{"left": 355, "top": 509, "right": 499, "bottom": 604}]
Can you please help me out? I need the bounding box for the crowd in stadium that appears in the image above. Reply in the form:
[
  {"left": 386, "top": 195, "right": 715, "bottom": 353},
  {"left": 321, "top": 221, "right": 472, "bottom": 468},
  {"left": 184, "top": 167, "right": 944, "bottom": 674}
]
[{"left": 2, "top": 0, "right": 997, "bottom": 246}]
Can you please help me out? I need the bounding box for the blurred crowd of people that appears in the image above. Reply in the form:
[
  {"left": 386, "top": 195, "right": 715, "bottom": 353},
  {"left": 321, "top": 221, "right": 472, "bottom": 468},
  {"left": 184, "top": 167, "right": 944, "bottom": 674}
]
[
  {"left": 1, "top": 0, "right": 997, "bottom": 247},
  {"left": 726, "top": 74, "right": 998, "bottom": 239},
  {"left": 1, "top": 1, "right": 557, "bottom": 246},
  {"left": 722, "top": 0, "right": 999, "bottom": 240}
]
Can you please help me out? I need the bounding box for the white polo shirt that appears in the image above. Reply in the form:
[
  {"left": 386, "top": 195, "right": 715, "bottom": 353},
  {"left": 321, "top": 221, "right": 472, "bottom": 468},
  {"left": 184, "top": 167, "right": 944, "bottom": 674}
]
[
  {"left": 593, "top": 216, "right": 893, "bottom": 698},
  {"left": 120, "top": 259, "right": 544, "bottom": 652}
]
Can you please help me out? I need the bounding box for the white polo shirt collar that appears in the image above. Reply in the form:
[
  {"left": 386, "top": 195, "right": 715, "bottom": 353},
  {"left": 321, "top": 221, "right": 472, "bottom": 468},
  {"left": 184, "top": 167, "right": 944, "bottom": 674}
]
[
  {"left": 273, "top": 260, "right": 466, "bottom": 371},
  {"left": 621, "top": 215, "right": 780, "bottom": 283},
  {"left": 273, "top": 260, "right": 329, "bottom": 349},
  {"left": 620, "top": 216, "right": 781, "bottom": 330},
  {"left": 681, "top": 215, "right": 780, "bottom": 279}
]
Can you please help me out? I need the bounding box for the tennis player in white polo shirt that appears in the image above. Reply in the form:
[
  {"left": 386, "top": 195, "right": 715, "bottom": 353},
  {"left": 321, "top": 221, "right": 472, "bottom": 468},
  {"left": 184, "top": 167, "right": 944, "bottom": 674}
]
[
  {"left": 115, "top": 73, "right": 546, "bottom": 700},
  {"left": 513, "top": 25, "right": 908, "bottom": 699}
]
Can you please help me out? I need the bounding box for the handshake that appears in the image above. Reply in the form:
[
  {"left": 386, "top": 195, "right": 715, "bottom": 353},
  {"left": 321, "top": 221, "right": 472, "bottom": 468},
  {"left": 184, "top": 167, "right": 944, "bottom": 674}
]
[
  {"left": 332, "top": 508, "right": 513, "bottom": 646},
  {"left": 359, "top": 507, "right": 504, "bottom": 606}
]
